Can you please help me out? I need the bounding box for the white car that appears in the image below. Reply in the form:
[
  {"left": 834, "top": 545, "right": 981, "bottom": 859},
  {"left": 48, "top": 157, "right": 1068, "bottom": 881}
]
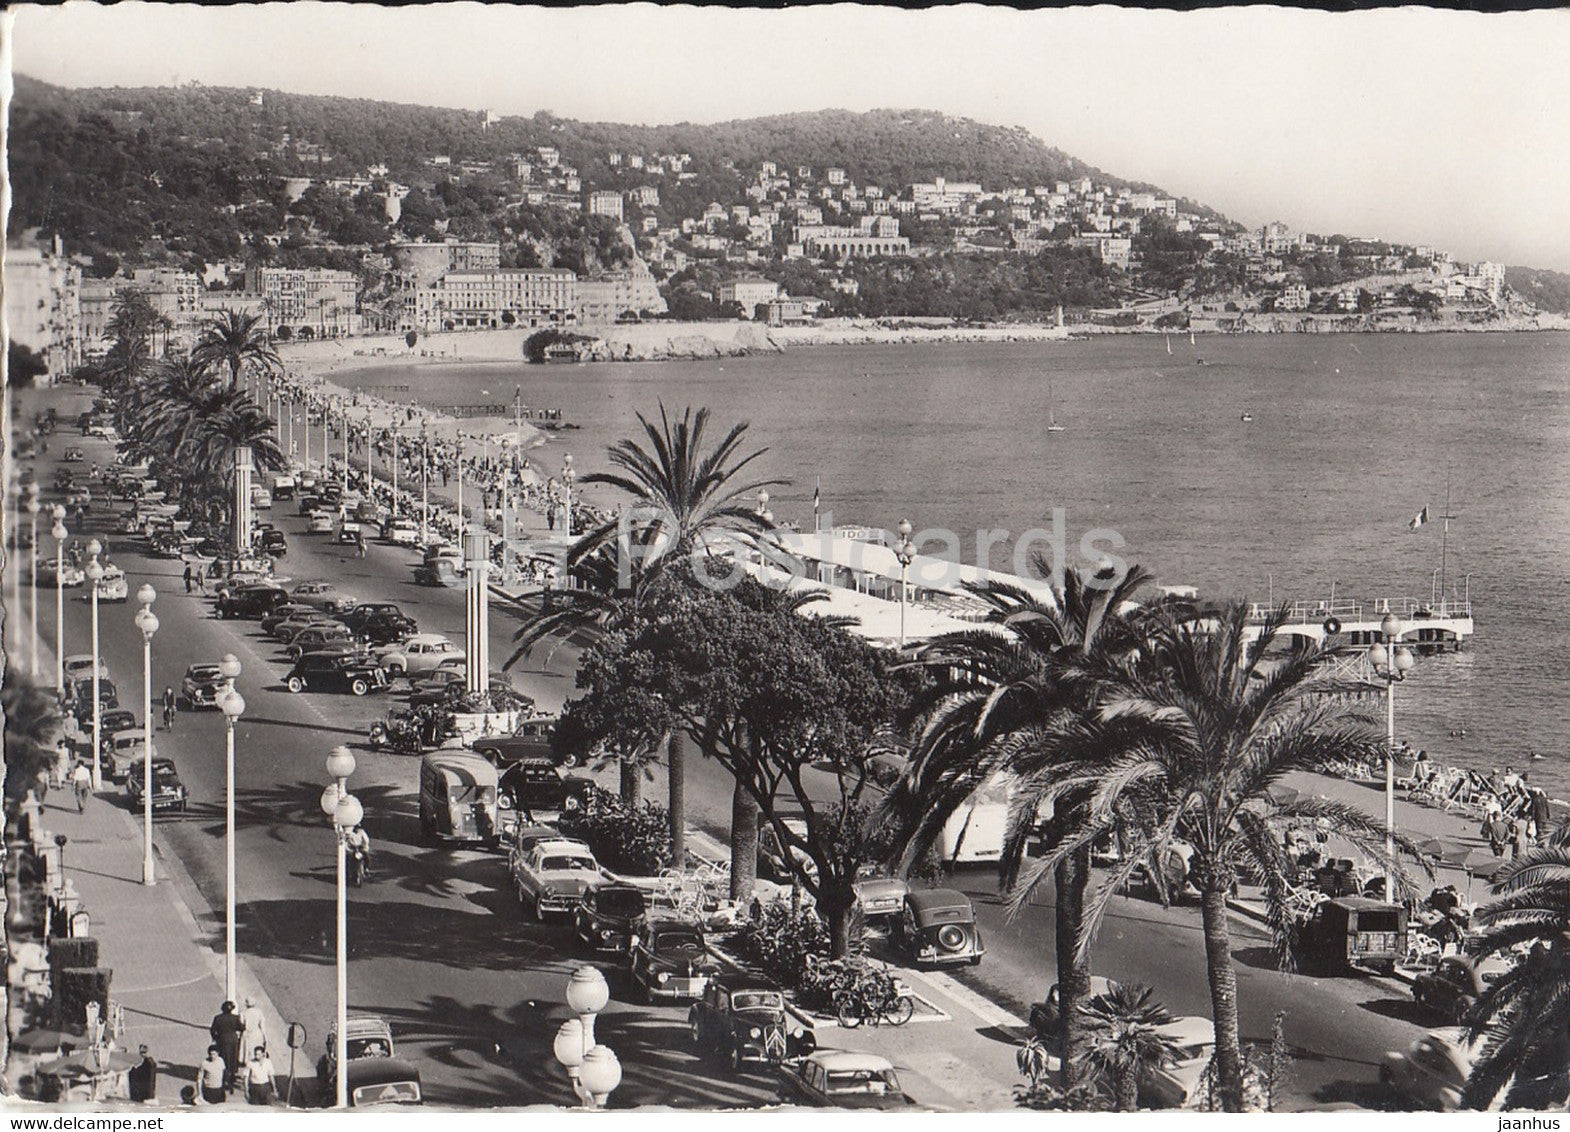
[
  {"left": 308, "top": 510, "right": 335, "bottom": 534},
  {"left": 95, "top": 565, "right": 130, "bottom": 602},
  {"left": 377, "top": 634, "right": 465, "bottom": 678},
  {"left": 385, "top": 519, "right": 420, "bottom": 547},
  {"left": 105, "top": 729, "right": 157, "bottom": 782},
  {"left": 1146, "top": 1016, "right": 1217, "bottom": 1109},
  {"left": 510, "top": 838, "right": 604, "bottom": 919},
  {"left": 63, "top": 654, "right": 108, "bottom": 682},
  {"left": 1380, "top": 1027, "right": 1482, "bottom": 1112},
  {"left": 251, "top": 487, "right": 273, "bottom": 510}
]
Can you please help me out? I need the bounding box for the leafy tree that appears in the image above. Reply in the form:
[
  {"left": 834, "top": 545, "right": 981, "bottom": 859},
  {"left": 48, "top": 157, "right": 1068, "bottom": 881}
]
[
  {"left": 2, "top": 673, "right": 62, "bottom": 813},
  {"left": 7, "top": 342, "right": 49, "bottom": 388},
  {"left": 1077, "top": 983, "right": 1186, "bottom": 1111}
]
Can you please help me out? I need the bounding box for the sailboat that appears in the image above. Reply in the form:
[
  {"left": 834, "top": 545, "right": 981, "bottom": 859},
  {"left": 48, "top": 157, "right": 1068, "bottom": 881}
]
[{"left": 1046, "top": 380, "right": 1066, "bottom": 433}]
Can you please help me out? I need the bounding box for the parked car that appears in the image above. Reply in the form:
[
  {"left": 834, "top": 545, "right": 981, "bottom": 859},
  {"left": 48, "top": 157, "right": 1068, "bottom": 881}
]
[
  {"left": 1412, "top": 954, "right": 1514, "bottom": 1024},
  {"left": 125, "top": 757, "right": 187, "bottom": 813},
  {"left": 273, "top": 613, "right": 342, "bottom": 643},
  {"left": 261, "top": 603, "right": 318, "bottom": 635},
  {"left": 414, "top": 559, "right": 463, "bottom": 587},
  {"left": 340, "top": 602, "right": 409, "bottom": 630},
  {"left": 94, "top": 565, "right": 130, "bottom": 602},
  {"left": 1030, "top": 976, "right": 1122, "bottom": 1043},
  {"left": 1380, "top": 1027, "right": 1481, "bottom": 1111},
  {"left": 287, "top": 624, "right": 355, "bottom": 660},
  {"left": 63, "top": 654, "right": 108, "bottom": 683},
  {"left": 285, "top": 653, "right": 390, "bottom": 697},
  {"left": 1294, "top": 896, "right": 1407, "bottom": 976},
  {"left": 104, "top": 729, "right": 156, "bottom": 782},
  {"left": 97, "top": 709, "right": 137, "bottom": 737},
  {"left": 217, "top": 584, "right": 290, "bottom": 620},
  {"left": 423, "top": 543, "right": 464, "bottom": 567},
  {"left": 573, "top": 884, "right": 649, "bottom": 955},
  {"left": 258, "top": 528, "right": 288, "bottom": 557},
  {"left": 378, "top": 634, "right": 465, "bottom": 678},
  {"left": 688, "top": 974, "right": 793, "bottom": 1072},
  {"left": 1138, "top": 1016, "right": 1217, "bottom": 1109},
  {"left": 357, "top": 614, "right": 420, "bottom": 648},
  {"left": 180, "top": 663, "right": 229, "bottom": 709},
  {"left": 292, "top": 581, "right": 357, "bottom": 615},
  {"left": 889, "top": 888, "right": 985, "bottom": 968},
  {"left": 852, "top": 876, "right": 910, "bottom": 922},
  {"left": 759, "top": 818, "right": 816, "bottom": 885},
  {"left": 317, "top": 1015, "right": 422, "bottom": 1108},
  {"left": 68, "top": 677, "right": 119, "bottom": 720},
  {"left": 511, "top": 838, "right": 604, "bottom": 919},
  {"left": 37, "top": 560, "right": 86, "bottom": 588},
  {"left": 251, "top": 486, "right": 273, "bottom": 510},
  {"left": 631, "top": 920, "right": 717, "bottom": 1003},
  {"left": 384, "top": 518, "right": 420, "bottom": 546},
  {"left": 777, "top": 1051, "right": 914, "bottom": 1109}
]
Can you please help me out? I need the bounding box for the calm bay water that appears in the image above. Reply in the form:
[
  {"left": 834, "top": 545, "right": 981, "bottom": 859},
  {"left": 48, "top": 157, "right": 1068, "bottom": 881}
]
[{"left": 344, "top": 332, "right": 1570, "bottom": 793}]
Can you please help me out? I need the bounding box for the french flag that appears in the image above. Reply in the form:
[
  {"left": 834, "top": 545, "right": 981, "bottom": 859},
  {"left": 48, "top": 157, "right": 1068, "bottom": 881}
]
[{"left": 1407, "top": 506, "right": 1429, "bottom": 531}]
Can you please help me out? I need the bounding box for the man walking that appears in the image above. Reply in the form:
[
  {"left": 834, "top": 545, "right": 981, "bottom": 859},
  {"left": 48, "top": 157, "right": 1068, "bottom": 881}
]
[
  {"left": 184, "top": 564, "right": 194, "bottom": 594},
  {"left": 71, "top": 761, "right": 92, "bottom": 812},
  {"left": 210, "top": 1001, "right": 245, "bottom": 1093}
]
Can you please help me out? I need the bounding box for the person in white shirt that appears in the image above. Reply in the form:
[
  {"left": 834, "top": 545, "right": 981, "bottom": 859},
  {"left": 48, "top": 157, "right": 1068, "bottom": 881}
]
[{"left": 238, "top": 997, "right": 266, "bottom": 1054}]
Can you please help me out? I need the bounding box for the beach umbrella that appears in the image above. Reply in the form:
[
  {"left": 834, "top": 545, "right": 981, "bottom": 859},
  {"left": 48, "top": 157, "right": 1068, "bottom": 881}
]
[
  {"left": 1418, "top": 837, "right": 1471, "bottom": 867},
  {"left": 10, "top": 1025, "right": 84, "bottom": 1055},
  {"left": 1460, "top": 849, "right": 1507, "bottom": 880}
]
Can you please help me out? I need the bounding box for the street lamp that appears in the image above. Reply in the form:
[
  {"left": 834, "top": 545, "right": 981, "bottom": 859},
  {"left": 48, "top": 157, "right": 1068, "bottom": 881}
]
[
  {"left": 323, "top": 745, "right": 359, "bottom": 1110},
  {"left": 341, "top": 401, "right": 350, "bottom": 496},
  {"left": 755, "top": 488, "right": 773, "bottom": 527},
  {"left": 218, "top": 654, "right": 244, "bottom": 1001},
  {"left": 134, "top": 586, "right": 158, "bottom": 886},
  {"left": 455, "top": 432, "right": 465, "bottom": 537},
  {"left": 893, "top": 519, "right": 916, "bottom": 650},
  {"left": 1367, "top": 613, "right": 1414, "bottom": 904},
  {"left": 561, "top": 453, "right": 575, "bottom": 535},
  {"left": 420, "top": 423, "right": 430, "bottom": 547},
  {"left": 365, "top": 410, "right": 374, "bottom": 496},
  {"left": 553, "top": 966, "right": 621, "bottom": 1109},
  {"left": 52, "top": 508, "right": 67, "bottom": 696},
  {"left": 84, "top": 540, "right": 104, "bottom": 790},
  {"left": 26, "top": 487, "right": 41, "bottom": 679}
]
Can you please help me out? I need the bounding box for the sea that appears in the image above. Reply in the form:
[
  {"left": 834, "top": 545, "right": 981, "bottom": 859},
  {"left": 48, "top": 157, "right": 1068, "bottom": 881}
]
[{"left": 341, "top": 331, "right": 1570, "bottom": 796}]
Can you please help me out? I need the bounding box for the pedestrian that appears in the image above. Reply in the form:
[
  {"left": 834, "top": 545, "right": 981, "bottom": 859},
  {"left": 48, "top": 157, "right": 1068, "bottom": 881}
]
[
  {"left": 184, "top": 564, "right": 193, "bottom": 594},
  {"left": 1485, "top": 813, "right": 1509, "bottom": 858},
  {"left": 1511, "top": 818, "right": 1530, "bottom": 860},
  {"left": 127, "top": 1044, "right": 158, "bottom": 1102},
  {"left": 1530, "top": 788, "right": 1552, "bottom": 840},
  {"left": 196, "top": 567, "right": 207, "bottom": 595},
  {"left": 162, "top": 686, "right": 177, "bottom": 731},
  {"left": 199, "top": 1046, "right": 227, "bottom": 1104},
  {"left": 71, "top": 761, "right": 92, "bottom": 811},
  {"left": 239, "top": 995, "right": 266, "bottom": 1052},
  {"left": 210, "top": 1001, "right": 245, "bottom": 1091},
  {"left": 244, "top": 1046, "right": 275, "bottom": 1105}
]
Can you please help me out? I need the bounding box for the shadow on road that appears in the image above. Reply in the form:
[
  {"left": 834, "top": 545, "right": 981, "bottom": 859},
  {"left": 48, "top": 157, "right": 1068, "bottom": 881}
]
[{"left": 1359, "top": 997, "right": 1438, "bottom": 1026}]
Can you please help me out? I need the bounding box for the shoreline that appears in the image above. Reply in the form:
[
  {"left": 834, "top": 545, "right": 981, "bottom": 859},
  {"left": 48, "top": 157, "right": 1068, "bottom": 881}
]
[{"left": 277, "top": 314, "right": 1570, "bottom": 375}]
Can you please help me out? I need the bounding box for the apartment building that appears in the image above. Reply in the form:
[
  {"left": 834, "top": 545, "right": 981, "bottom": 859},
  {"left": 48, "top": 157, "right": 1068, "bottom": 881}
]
[
  {"left": 415, "top": 268, "right": 577, "bottom": 331},
  {"left": 246, "top": 265, "right": 360, "bottom": 337}
]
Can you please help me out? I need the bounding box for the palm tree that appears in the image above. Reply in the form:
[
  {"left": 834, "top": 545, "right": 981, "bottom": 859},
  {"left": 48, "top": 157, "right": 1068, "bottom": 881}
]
[
  {"left": 505, "top": 404, "right": 782, "bottom": 866},
  {"left": 3, "top": 672, "right": 62, "bottom": 813},
  {"left": 1033, "top": 603, "right": 1428, "bottom": 1111},
  {"left": 1077, "top": 983, "right": 1187, "bottom": 1111},
  {"left": 1460, "top": 819, "right": 1570, "bottom": 1110},
  {"left": 192, "top": 309, "right": 281, "bottom": 390},
  {"left": 885, "top": 563, "right": 1155, "bottom": 1087}
]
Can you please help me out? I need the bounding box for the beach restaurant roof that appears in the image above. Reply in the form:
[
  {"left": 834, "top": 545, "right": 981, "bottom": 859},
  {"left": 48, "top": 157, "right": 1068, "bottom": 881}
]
[{"left": 769, "top": 529, "right": 1060, "bottom": 606}]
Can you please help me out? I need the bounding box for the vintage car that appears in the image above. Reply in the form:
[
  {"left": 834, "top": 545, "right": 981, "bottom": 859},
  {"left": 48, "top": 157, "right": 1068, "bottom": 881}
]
[
  {"left": 1139, "top": 1016, "right": 1218, "bottom": 1109},
  {"left": 216, "top": 584, "right": 290, "bottom": 620},
  {"left": 573, "top": 883, "right": 649, "bottom": 955},
  {"left": 1294, "top": 896, "right": 1407, "bottom": 975},
  {"left": 490, "top": 756, "right": 593, "bottom": 822},
  {"left": 384, "top": 518, "right": 420, "bottom": 547},
  {"left": 285, "top": 653, "right": 389, "bottom": 697},
  {"left": 271, "top": 473, "right": 296, "bottom": 500},
  {"left": 251, "top": 486, "right": 273, "bottom": 510},
  {"left": 287, "top": 624, "right": 355, "bottom": 660},
  {"left": 1029, "top": 975, "right": 1122, "bottom": 1042},
  {"left": 759, "top": 818, "right": 816, "bottom": 886},
  {"left": 68, "top": 677, "right": 119, "bottom": 722},
  {"left": 471, "top": 720, "right": 568, "bottom": 767},
  {"left": 307, "top": 510, "right": 336, "bottom": 535},
  {"left": 94, "top": 565, "right": 130, "bottom": 602},
  {"left": 292, "top": 581, "right": 357, "bottom": 615},
  {"left": 511, "top": 838, "right": 604, "bottom": 919},
  {"left": 336, "top": 520, "right": 365, "bottom": 545},
  {"left": 180, "top": 663, "right": 229, "bottom": 709},
  {"left": 273, "top": 612, "right": 342, "bottom": 643},
  {"left": 852, "top": 876, "right": 910, "bottom": 922},
  {"left": 1380, "top": 1027, "right": 1481, "bottom": 1111},
  {"left": 258, "top": 528, "right": 288, "bottom": 557},
  {"left": 1412, "top": 954, "right": 1514, "bottom": 1025},
  {"left": 889, "top": 888, "right": 985, "bottom": 968},
  {"left": 104, "top": 729, "right": 156, "bottom": 782},
  {"left": 777, "top": 1051, "right": 914, "bottom": 1109},
  {"left": 340, "top": 602, "right": 409, "bottom": 630},
  {"left": 358, "top": 614, "right": 420, "bottom": 647},
  {"left": 631, "top": 920, "right": 717, "bottom": 1002},
  {"left": 688, "top": 974, "right": 794, "bottom": 1072},
  {"left": 124, "top": 757, "right": 187, "bottom": 813},
  {"left": 418, "top": 751, "right": 506, "bottom": 846},
  {"left": 318, "top": 1015, "right": 422, "bottom": 1108},
  {"left": 423, "top": 542, "right": 465, "bottom": 568},
  {"left": 63, "top": 654, "right": 109, "bottom": 683},
  {"left": 261, "top": 603, "right": 318, "bottom": 636},
  {"left": 37, "top": 559, "right": 86, "bottom": 588},
  {"left": 97, "top": 709, "right": 137, "bottom": 738},
  {"left": 414, "top": 559, "right": 463, "bottom": 588},
  {"left": 378, "top": 634, "right": 465, "bottom": 678}
]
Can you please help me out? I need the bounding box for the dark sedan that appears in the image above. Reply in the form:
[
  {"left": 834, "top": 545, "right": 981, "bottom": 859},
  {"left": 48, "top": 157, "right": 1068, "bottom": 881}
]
[
  {"left": 573, "top": 884, "right": 648, "bottom": 955},
  {"left": 284, "top": 653, "right": 389, "bottom": 697}
]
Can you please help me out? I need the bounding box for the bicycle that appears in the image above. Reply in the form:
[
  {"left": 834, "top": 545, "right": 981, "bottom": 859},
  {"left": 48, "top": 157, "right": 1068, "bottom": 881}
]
[{"left": 833, "top": 978, "right": 914, "bottom": 1029}]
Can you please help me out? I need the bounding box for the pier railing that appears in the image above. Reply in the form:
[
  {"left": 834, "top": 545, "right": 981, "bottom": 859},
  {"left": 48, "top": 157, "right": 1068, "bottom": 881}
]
[{"left": 1245, "top": 597, "right": 1472, "bottom": 624}]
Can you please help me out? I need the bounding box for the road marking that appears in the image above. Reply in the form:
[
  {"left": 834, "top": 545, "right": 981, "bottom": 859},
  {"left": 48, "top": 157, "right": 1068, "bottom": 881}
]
[{"left": 906, "top": 968, "right": 1026, "bottom": 1031}]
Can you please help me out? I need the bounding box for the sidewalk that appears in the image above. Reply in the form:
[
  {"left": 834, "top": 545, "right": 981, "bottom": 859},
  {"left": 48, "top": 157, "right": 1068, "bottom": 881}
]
[{"left": 7, "top": 643, "right": 294, "bottom": 1109}]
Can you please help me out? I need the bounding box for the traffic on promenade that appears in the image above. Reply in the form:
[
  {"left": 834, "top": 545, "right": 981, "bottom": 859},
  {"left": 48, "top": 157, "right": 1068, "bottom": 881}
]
[{"left": 2, "top": 328, "right": 1566, "bottom": 1115}]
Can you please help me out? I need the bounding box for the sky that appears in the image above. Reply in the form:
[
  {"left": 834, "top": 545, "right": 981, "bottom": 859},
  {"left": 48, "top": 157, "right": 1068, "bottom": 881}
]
[{"left": 9, "top": 3, "right": 1570, "bottom": 271}]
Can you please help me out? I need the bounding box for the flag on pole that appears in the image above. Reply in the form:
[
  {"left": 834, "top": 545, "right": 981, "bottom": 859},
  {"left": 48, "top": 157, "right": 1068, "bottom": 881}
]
[
  {"left": 813, "top": 478, "right": 821, "bottom": 532},
  {"left": 1407, "top": 506, "right": 1429, "bottom": 531}
]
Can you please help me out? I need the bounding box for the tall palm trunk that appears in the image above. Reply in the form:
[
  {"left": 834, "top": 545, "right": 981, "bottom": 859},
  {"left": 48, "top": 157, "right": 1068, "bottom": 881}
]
[
  {"left": 668, "top": 730, "right": 686, "bottom": 865},
  {"left": 619, "top": 756, "right": 641, "bottom": 806},
  {"left": 1114, "top": 1066, "right": 1139, "bottom": 1112},
  {"left": 1055, "top": 845, "right": 1093, "bottom": 1087},
  {"left": 729, "top": 778, "right": 758, "bottom": 901},
  {"left": 1199, "top": 885, "right": 1246, "bottom": 1111}
]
